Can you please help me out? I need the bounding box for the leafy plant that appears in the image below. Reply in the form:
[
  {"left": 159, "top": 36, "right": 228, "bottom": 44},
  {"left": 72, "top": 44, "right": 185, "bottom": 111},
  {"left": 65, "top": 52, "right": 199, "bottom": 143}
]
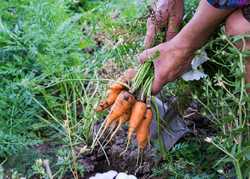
[{"left": 197, "top": 34, "right": 250, "bottom": 179}]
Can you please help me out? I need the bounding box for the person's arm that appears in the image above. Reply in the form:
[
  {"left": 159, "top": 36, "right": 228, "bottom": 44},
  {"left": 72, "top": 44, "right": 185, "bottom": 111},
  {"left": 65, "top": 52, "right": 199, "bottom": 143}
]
[
  {"left": 139, "top": 0, "right": 234, "bottom": 94},
  {"left": 174, "top": 0, "right": 234, "bottom": 51}
]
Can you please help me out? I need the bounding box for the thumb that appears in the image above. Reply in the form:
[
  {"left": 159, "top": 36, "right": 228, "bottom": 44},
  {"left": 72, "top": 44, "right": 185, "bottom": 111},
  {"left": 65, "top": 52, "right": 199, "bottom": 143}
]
[
  {"left": 138, "top": 43, "right": 163, "bottom": 64},
  {"left": 137, "top": 46, "right": 157, "bottom": 64},
  {"left": 144, "top": 17, "right": 157, "bottom": 49}
]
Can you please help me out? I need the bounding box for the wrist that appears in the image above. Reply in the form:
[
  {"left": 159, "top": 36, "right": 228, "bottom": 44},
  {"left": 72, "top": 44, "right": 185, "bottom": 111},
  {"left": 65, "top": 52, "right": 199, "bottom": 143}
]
[{"left": 172, "top": 33, "right": 197, "bottom": 56}]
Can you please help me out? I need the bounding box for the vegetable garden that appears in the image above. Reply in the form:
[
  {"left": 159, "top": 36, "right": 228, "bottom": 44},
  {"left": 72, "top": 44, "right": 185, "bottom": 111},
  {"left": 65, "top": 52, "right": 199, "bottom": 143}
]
[{"left": 0, "top": 0, "right": 249, "bottom": 178}]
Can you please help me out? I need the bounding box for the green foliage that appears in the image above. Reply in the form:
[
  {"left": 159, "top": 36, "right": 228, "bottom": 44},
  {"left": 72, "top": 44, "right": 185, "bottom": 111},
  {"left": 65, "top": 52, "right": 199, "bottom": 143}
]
[
  {"left": 196, "top": 34, "right": 250, "bottom": 179},
  {"left": 0, "top": 0, "right": 91, "bottom": 176},
  {"left": 0, "top": 131, "right": 40, "bottom": 157},
  {"left": 152, "top": 141, "right": 221, "bottom": 178},
  {"left": 0, "top": 0, "right": 148, "bottom": 177},
  {"left": 0, "top": 0, "right": 84, "bottom": 156},
  {"left": 31, "top": 159, "right": 47, "bottom": 178}
]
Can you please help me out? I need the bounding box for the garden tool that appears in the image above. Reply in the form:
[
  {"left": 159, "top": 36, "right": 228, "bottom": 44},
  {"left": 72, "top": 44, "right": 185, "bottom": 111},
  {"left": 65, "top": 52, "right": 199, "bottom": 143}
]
[{"left": 150, "top": 97, "right": 190, "bottom": 149}]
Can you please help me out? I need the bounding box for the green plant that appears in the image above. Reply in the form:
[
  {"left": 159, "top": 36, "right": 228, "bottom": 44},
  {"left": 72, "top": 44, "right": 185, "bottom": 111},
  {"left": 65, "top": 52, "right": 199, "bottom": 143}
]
[
  {"left": 1, "top": 0, "right": 149, "bottom": 177},
  {"left": 0, "top": 0, "right": 96, "bottom": 177},
  {"left": 196, "top": 34, "right": 250, "bottom": 179},
  {"left": 31, "top": 159, "right": 47, "bottom": 178}
]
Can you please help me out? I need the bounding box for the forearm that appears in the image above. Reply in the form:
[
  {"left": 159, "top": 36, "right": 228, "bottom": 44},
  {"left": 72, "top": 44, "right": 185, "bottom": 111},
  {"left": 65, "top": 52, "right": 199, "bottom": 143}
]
[{"left": 175, "top": 0, "right": 233, "bottom": 51}]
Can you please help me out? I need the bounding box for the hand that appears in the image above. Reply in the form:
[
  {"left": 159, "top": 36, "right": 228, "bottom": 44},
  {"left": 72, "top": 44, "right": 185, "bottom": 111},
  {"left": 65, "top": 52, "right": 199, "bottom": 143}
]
[
  {"left": 144, "top": 0, "right": 184, "bottom": 48},
  {"left": 138, "top": 41, "right": 194, "bottom": 94}
]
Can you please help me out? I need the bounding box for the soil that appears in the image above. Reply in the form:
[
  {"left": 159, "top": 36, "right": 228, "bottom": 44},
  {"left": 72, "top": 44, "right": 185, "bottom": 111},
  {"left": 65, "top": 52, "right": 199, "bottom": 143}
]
[
  {"left": 77, "top": 121, "right": 161, "bottom": 179},
  {"left": 98, "top": 60, "right": 121, "bottom": 80},
  {"left": 73, "top": 99, "right": 215, "bottom": 179},
  {"left": 3, "top": 96, "right": 213, "bottom": 179}
]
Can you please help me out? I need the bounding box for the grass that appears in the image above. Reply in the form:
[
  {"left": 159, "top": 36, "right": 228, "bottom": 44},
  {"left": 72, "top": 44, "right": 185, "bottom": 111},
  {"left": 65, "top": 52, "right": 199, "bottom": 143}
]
[
  {"left": 0, "top": 0, "right": 146, "bottom": 177},
  {"left": 0, "top": 0, "right": 98, "bottom": 177},
  {"left": 0, "top": 0, "right": 249, "bottom": 178}
]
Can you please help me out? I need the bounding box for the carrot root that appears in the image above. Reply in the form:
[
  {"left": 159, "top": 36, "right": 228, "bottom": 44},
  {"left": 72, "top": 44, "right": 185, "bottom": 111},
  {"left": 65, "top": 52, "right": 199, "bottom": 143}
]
[
  {"left": 91, "top": 118, "right": 107, "bottom": 149},
  {"left": 124, "top": 101, "right": 147, "bottom": 152},
  {"left": 103, "top": 111, "right": 131, "bottom": 147},
  {"left": 96, "top": 68, "right": 136, "bottom": 112},
  {"left": 95, "top": 89, "right": 121, "bottom": 112},
  {"left": 136, "top": 107, "right": 153, "bottom": 151},
  {"left": 94, "top": 91, "right": 135, "bottom": 147},
  {"left": 100, "top": 121, "right": 118, "bottom": 147},
  {"left": 102, "top": 121, "right": 122, "bottom": 148}
]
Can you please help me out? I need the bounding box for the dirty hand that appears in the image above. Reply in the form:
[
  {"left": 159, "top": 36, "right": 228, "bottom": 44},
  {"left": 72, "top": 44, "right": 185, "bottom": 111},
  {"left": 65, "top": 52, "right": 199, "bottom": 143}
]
[
  {"left": 138, "top": 41, "right": 193, "bottom": 94},
  {"left": 144, "top": 0, "right": 184, "bottom": 48}
]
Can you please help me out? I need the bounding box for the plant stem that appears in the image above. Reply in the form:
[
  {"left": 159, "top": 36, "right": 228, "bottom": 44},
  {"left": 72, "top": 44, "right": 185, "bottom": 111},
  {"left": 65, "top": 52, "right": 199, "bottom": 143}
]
[{"left": 234, "top": 160, "right": 243, "bottom": 179}]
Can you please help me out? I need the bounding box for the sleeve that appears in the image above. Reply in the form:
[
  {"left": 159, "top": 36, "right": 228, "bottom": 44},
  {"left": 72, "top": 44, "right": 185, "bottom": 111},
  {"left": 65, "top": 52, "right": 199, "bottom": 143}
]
[{"left": 207, "top": 0, "right": 249, "bottom": 9}]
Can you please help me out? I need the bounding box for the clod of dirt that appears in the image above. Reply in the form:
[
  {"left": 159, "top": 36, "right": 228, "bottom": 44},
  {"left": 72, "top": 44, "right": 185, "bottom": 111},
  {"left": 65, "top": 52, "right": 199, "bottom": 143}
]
[{"left": 183, "top": 100, "right": 217, "bottom": 137}]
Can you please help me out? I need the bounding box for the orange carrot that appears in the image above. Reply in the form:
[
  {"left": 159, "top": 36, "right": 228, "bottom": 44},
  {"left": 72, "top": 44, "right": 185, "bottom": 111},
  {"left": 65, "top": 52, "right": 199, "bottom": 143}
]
[
  {"left": 95, "top": 89, "right": 120, "bottom": 112},
  {"left": 95, "top": 68, "right": 136, "bottom": 112},
  {"left": 109, "top": 83, "right": 124, "bottom": 91},
  {"left": 128, "top": 101, "right": 147, "bottom": 137},
  {"left": 104, "top": 111, "right": 131, "bottom": 146},
  {"left": 93, "top": 91, "right": 135, "bottom": 147},
  {"left": 121, "top": 101, "right": 146, "bottom": 154},
  {"left": 104, "top": 91, "right": 135, "bottom": 128},
  {"left": 136, "top": 107, "right": 153, "bottom": 150},
  {"left": 98, "top": 91, "right": 135, "bottom": 138}
]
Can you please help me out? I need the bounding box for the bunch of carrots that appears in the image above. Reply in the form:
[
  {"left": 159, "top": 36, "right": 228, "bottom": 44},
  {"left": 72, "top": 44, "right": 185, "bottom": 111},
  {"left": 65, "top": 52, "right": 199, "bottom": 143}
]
[{"left": 92, "top": 56, "right": 156, "bottom": 155}]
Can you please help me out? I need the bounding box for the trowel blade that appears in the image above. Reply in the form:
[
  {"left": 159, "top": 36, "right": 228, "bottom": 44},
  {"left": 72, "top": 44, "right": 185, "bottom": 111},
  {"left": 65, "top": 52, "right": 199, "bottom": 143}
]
[{"left": 150, "top": 97, "right": 189, "bottom": 150}]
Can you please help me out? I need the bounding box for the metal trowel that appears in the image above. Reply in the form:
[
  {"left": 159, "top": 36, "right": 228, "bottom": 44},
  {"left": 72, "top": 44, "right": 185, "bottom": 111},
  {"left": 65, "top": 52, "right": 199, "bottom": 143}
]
[{"left": 150, "top": 97, "right": 190, "bottom": 150}]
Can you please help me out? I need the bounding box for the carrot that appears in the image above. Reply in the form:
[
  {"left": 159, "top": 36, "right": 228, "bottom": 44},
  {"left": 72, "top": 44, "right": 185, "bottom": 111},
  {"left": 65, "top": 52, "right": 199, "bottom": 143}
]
[
  {"left": 92, "top": 91, "right": 135, "bottom": 147},
  {"left": 95, "top": 89, "right": 121, "bottom": 112},
  {"left": 103, "top": 111, "right": 131, "bottom": 147},
  {"left": 109, "top": 82, "right": 124, "bottom": 91},
  {"left": 135, "top": 106, "right": 153, "bottom": 166},
  {"left": 136, "top": 107, "right": 153, "bottom": 150},
  {"left": 104, "top": 91, "right": 135, "bottom": 129},
  {"left": 128, "top": 101, "right": 147, "bottom": 140},
  {"left": 121, "top": 101, "right": 147, "bottom": 154},
  {"left": 95, "top": 68, "right": 136, "bottom": 112}
]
